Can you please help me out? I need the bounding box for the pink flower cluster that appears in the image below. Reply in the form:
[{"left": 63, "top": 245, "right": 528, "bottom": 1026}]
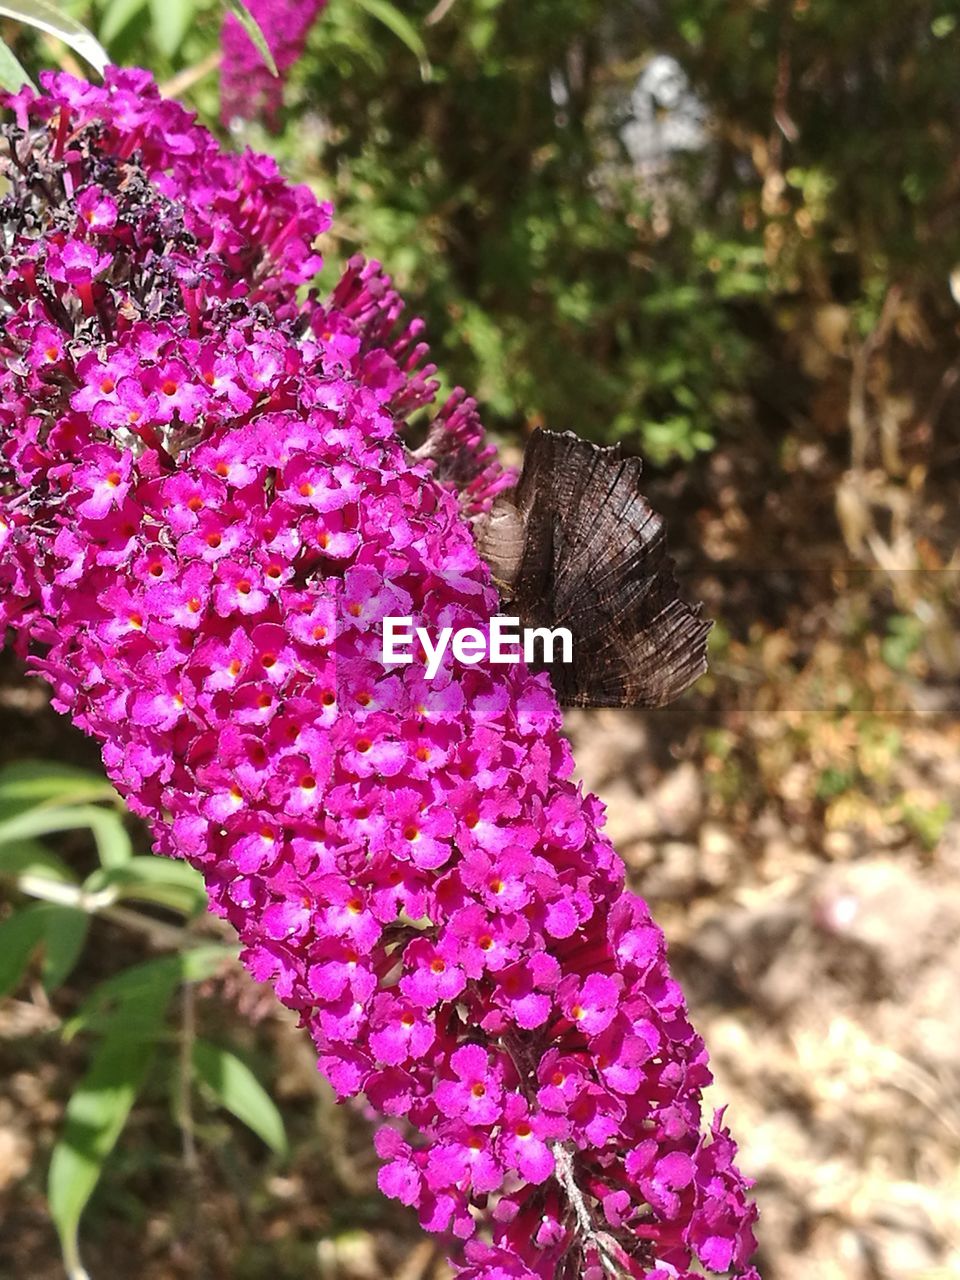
[
  {"left": 220, "top": 0, "right": 328, "bottom": 129},
  {"left": 0, "top": 71, "right": 758, "bottom": 1278}
]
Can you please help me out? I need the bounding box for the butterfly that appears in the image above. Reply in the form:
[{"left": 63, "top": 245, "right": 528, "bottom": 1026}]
[{"left": 474, "top": 428, "right": 711, "bottom": 707}]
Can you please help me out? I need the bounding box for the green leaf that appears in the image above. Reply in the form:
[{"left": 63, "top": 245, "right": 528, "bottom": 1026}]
[
  {"left": 0, "top": 901, "right": 90, "bottom": 997},
  {"left": 0, "top": 761, "right": 118, "bottom": 819},
  {"left": 352, "top": 0, "right": 431, "bottom": 80},
  {"left": 192, "top": 1039, "right": 288, "bottom": 1157},
  {"left": 66, "top": 945, "right": 234, "bottom": 1038},
  {"left": 0, "top": 0, "right": 109, "bottom": 75},
  {"left": 0, "top": 33, "right": 34, "bottom": 91},
  {"left": 0, "top": 903, "right": 49, "bottom": 998},
  {"left": 0, "top": 805, "right": 132, "bottom": 869},
  {"left": 148, "top": 0, "right": 193, "bottom": 58},
  {"left": 41, "top": 906, "right": 89, "bottom": 993},
  {"left": 223, "top": 0, "right": 278, "bottom": 76},
  {"left": 86, "top": 810, "right": 133, "bottom": 869},
  {"left": 84, "top": 856, "right": 207, "bottom": 918},
  {"left": 99, "top": 0, "right": 148, "bottom": 44},
  {"left": 48, "top": 975, "right": 175, "bottom": 1277},
  {"left": 0, "top": 837, "right": 76, "bottom": 885}
]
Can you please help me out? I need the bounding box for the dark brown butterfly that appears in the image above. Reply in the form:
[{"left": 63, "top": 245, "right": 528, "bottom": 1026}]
[{"left": 475, "top": 428, "right": 711, "bottom": 707}]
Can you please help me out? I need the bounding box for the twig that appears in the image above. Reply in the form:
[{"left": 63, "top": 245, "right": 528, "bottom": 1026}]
[
  {"left": 395, "top": 1240, "right": 437, "bottom": 1280},
  {"left": 15, "top": 873, "right": 195, "bottom": 950},
  {"left": 177, "top": 981, "right": 199, "bottom": 1170},
  {"left": 773, "top": 46, "right": 799, "bottom": 143},
  {"left": 848, "top": 283, "right": 903, "bottom": 472},
  {"left": 101, "top": 904, "right": 199, "bottom": 951},
  {"left": 425, "top": 0, "right": 458, "bottom": 24},
  {"left": 160, "top": 51, "right": 224, "bottom": 101},
  {"left": 551, "top": 1142, "right": 632, "bottom": 1277}
]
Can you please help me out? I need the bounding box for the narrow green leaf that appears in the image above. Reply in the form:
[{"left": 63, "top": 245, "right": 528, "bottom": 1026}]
[
  {"left": 99, "top": 0, "right": 148, "bottom": 45},
  {"left": 48, "top": 976, "right": 175, "bottom": 1276},
  {"left": 85, "top": 856, "right": 207, "bottom": 918},
  {"left": 148, "top": 0, "right": 193, "bottom": 58},
  {"left": 0, "top": 0, "right": 109, "bottom": 75},
  {"left": 0, "top": 805, "right": 132, "bottom": 869},
  {"left": 66, "top": 945, "right": 234, "bottom": 1038},
  {"left": 0, "top": 33, "right": 35, "bottom": 92},
  {"left": 41, "top": 905, "right": 89, "bottom": 993},
  {"left": 0, "top": 902, "right": 90, "bottom": 996},
  {"left": 353, "top": 0, "right": 431, "bottom": 80},
  {"left": 0, "top": 902, "right": 49, "bottom": 998},
  {"left": 173, "top": 944, "right": 237, "bottom": 982},
  {"left": 87, "top": 810, "right": 133, "bottom": 869},
  {"left": 0, "top": 837, "right": 76, "bottom": 885},
  {"left": 223, "top": 0, "right": 278, "bottom": 76},
  {"left": 0, "top": 761, "right": 118, "bottom": 818},
  {"left": 192, "top": 1039, "right": 288, "bottom": 1156}
]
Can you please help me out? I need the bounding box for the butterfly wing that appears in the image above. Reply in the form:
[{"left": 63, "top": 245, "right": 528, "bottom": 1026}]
[
  {"left": 493, "top": 428, "right": 711, "bottom": 707},
  {"left": 549, "top": 596, "right": 712, "bottom": 707}
]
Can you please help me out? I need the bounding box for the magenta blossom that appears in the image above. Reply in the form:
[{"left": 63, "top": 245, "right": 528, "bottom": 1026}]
[
  {"left": 0, "top": 71, "right": 758, "bottom": 1279},
  {"left": 220, "top": 0, "right": 328, "bottom": 129}
]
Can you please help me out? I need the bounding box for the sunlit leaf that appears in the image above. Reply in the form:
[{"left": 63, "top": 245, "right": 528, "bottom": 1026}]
[
  {"left": 0, "top": 761, "right": 118, "bottom": 819},
  {"left": 0, "top": 0, "right": 109, "bottom": 75},
  {"left": 352, "top": 0, "right": 430, "bottom": 80},
  {"left": 192, "top": 1038, "right": 288, "bottom": 1156},
  {"left": 0, "top": 804, "right": 132, "bottom": 869},
  {"left": 149, "top": 0, "right": 193, "bottom": 58},
  {"left": 41, "top": 905, "right": 89, "bottom": 992},
  {"left": 99, "top": 0, "right": 148, "bottom": 45},
  {"left": 48, "top": 976, "right": 175, "bottom": 1277},
  {"left": 85, "top": 856, "right": 207, "bottom": 918},
  {"left": 0, "top": 837, "right": 76, "bottom": 884},
  {"left": 0, "top": 33, "right": 34, "bottom": 91},
  {"left": 66, "top": 945, "right": 235, "bottom": 1038},
  {"left": 0, "top": 901, "right": 88, "bottom": 996},
  {"left": 0, "top": 902, "right": 49, "bottom": 997},
  {"left": 222, "top": 0, "right": 278, "bottom": 76}
]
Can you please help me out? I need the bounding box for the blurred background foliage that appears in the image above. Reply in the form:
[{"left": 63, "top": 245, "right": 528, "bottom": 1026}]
[
  {"left": 7, "top": 0, "right": 960, "bottom": 470},
  {"left": 2, "top": 2, "right": 960, "bottom": 1278}
]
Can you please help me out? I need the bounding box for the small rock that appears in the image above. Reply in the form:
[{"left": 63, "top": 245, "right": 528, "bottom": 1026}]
[
  {"left": 811, "top": 857, "right": 951, "bottom": 979},
  {"left": 823, "top": 830, "right": 857, "bottom": 860},
  {"left": 597, "top": 780, "right": 659, "bottom": 847},
  {"left": 651, "top": 762, "right": 703, "bottom": 838},
  {"left": 0, "top": 1124, "right": 31, "bottom": 1190},
  {"left": 699, "top": 822, "right": 738, "bottom": 885},
  {"left": 642, "top": 841, "right": 700, "bottom": 900}
]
